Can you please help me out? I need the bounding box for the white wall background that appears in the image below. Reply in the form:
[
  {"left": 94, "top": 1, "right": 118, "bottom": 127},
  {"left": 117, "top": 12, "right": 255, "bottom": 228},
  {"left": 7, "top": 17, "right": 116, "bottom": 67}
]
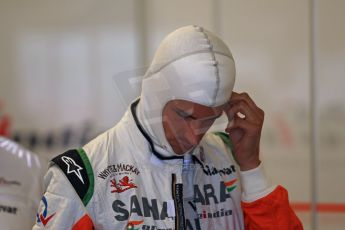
[{"left": 0, "top": 0, "right": 344, "bottom": 229}]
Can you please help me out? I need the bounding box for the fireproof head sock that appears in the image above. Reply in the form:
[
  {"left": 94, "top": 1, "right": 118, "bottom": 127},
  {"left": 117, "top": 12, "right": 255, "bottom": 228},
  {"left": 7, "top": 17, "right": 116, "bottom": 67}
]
[{"left": 137, "top": 25, "right": 236, "bottom": 157}]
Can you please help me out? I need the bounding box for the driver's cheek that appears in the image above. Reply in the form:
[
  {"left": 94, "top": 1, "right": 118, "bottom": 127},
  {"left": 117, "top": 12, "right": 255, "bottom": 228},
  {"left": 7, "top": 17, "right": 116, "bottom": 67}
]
[{"left": 186, "top": 121, "right": 207, "bottom": 145}]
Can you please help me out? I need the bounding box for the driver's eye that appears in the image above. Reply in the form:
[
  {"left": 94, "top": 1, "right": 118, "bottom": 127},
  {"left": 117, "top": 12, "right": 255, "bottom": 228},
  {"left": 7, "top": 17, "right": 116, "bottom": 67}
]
[
  {"left": 175, "top": 110, "right": 188, "bottom": 117},
  {"left": 176, "top": 110, "right": 196, "bottom": 120}
]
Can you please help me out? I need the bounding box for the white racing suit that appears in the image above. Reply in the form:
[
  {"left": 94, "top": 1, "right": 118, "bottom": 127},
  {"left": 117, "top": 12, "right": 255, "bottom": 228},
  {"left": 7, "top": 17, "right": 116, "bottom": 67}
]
[
  {"left": 0, "top": 137, "right": 44, "bottom": 230},
  {"left": 33, "top": 100, "right": 302, "bottom": 230}
]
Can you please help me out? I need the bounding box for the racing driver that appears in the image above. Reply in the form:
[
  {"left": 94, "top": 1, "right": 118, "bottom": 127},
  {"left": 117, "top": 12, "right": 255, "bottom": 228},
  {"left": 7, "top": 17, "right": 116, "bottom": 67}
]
[{"left": 33, "top": 25, "right": 303, "bottom": 230}]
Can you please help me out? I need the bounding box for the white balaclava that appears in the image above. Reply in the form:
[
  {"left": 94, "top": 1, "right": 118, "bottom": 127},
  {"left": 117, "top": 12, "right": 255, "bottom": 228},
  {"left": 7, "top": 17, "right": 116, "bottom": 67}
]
[{"left": 136, "top": 25, "right": 236, "bottom": 158}]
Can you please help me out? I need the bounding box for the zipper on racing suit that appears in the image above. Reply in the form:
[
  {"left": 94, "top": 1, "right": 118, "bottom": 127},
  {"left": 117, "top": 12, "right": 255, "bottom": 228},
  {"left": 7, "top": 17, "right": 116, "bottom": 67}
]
[{"left": 172, "top": 174, "right": 185, "bottom": 230}]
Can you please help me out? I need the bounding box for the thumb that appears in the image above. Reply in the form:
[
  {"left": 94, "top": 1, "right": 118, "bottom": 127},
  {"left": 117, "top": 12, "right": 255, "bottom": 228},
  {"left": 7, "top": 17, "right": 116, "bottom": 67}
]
[{"left": 227, "top": 127, "right": 244, "bottom": 145}]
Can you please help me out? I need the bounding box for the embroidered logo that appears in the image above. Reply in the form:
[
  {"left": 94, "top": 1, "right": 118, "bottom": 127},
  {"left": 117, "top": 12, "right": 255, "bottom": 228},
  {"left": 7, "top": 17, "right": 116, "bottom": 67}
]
[
  {"left": 200, "top": 163, "right": 236, "bottom": 177},
  {"left": 62, "top": 156, "right": 84, "bottom": 184},
  {"left": 111, "top": 176, "right": 137, "bottom": 193},
  {"left": 36, "top": 196, "right": 55, "bottom": 226},
  {"left": 0, "top": 205, "right": 17, "bottom": 214},
  {"left": 224, "top": 179, "right": 237, "bottom": 192},
  {"left": 127, "top": 220, "right": 144, "bottom": 230},
  {"left": 98, "top": 163, "right": 140, "bottom": 180}
]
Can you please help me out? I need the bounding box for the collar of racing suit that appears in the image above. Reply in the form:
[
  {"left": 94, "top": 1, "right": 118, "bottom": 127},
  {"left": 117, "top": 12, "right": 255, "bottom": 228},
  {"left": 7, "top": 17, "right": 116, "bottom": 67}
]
[
  {"left": 131, "top": 98, "right": 184, "bottom": 160},
  {"left": 131, "top": 98, "right": 217, "bottom": 170}
]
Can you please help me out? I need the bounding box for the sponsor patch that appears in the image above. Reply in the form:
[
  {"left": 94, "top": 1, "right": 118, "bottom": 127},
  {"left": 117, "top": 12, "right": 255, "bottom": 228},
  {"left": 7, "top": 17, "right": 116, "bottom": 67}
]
[
  {"left": 127, "top": 219, "right": 175, "bottom": 230},
  {"left": 99, "top": 163, "right": 140, "bottom": 194},
  {"left": 98, "top": 163, "right": 140, "bottom": 180},
  {"left": 224, "top": 179, "right": 237, "bottom": 193},
  {"left": 188, "top": 182, "right": 232, "bottom": 208},
  {"left": 0, "top": 205, "right": 17, "bottom": 214},
  {"left": 51, "top": 149, "right": 94, "bottom": 206},
  {"left": 185, "top": 208, "right": 233, "bottom": 229},
  {"left": 185, "top": 181, "right": 236, "bottom": 229},
  {"left": 111, "top": 176, "right": 137, "bottom": 193},
  {"left": 62, "top": 156, "right": 85, "bottom": 184},
  {"left": 197, "top": 208, "right": 232, "bottom": 220},
  {"left": 36, "top": 196, "right": 55, "bottom": 226},
  {"left": 193, "top": 155, "right": 236, "bottom": 177},
  {"left": 200, "top": 163, "right": 236, "bottom": 177},
  {"left": 112, "top": 195, "right": 175, "bottom": 221},
  {"left": 127, "top": 220, "right": 144, "bottom": 230}
]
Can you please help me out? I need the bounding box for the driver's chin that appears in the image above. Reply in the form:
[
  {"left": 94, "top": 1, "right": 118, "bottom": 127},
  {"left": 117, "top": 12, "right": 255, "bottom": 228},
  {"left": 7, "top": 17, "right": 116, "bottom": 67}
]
[{"left": 174, "top": 140, "right": 196, "bottom": 155}]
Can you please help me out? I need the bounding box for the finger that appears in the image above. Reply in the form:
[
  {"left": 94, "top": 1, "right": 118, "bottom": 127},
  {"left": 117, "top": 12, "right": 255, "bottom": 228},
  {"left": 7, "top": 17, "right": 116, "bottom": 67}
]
[
  {"left": 230, "top": 92, "right": 264, "bottom": 118},
  {"left": 227, "top": 127, "right": 244, "bottom": 145},
  {"left": 230, "top": 92, "right": 257, "bottom": 108},
  {"left": 226, "top": 116, "right": 246, "bottom": 131},
  {"left": 228, "top": 99, "right": 264, "bottom": 121},
  {"left": 227, "top": 114, "right": 262, "bottom": 138},
  {"left": 226, "top": 101, "right": 261, "bottom": 124}
]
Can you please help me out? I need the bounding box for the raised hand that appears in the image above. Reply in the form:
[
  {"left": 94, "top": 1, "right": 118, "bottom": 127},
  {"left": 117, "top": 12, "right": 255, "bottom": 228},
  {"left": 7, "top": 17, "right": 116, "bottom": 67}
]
[{"left": 224, "top": 92, "right": 264, "bottom": 171}]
